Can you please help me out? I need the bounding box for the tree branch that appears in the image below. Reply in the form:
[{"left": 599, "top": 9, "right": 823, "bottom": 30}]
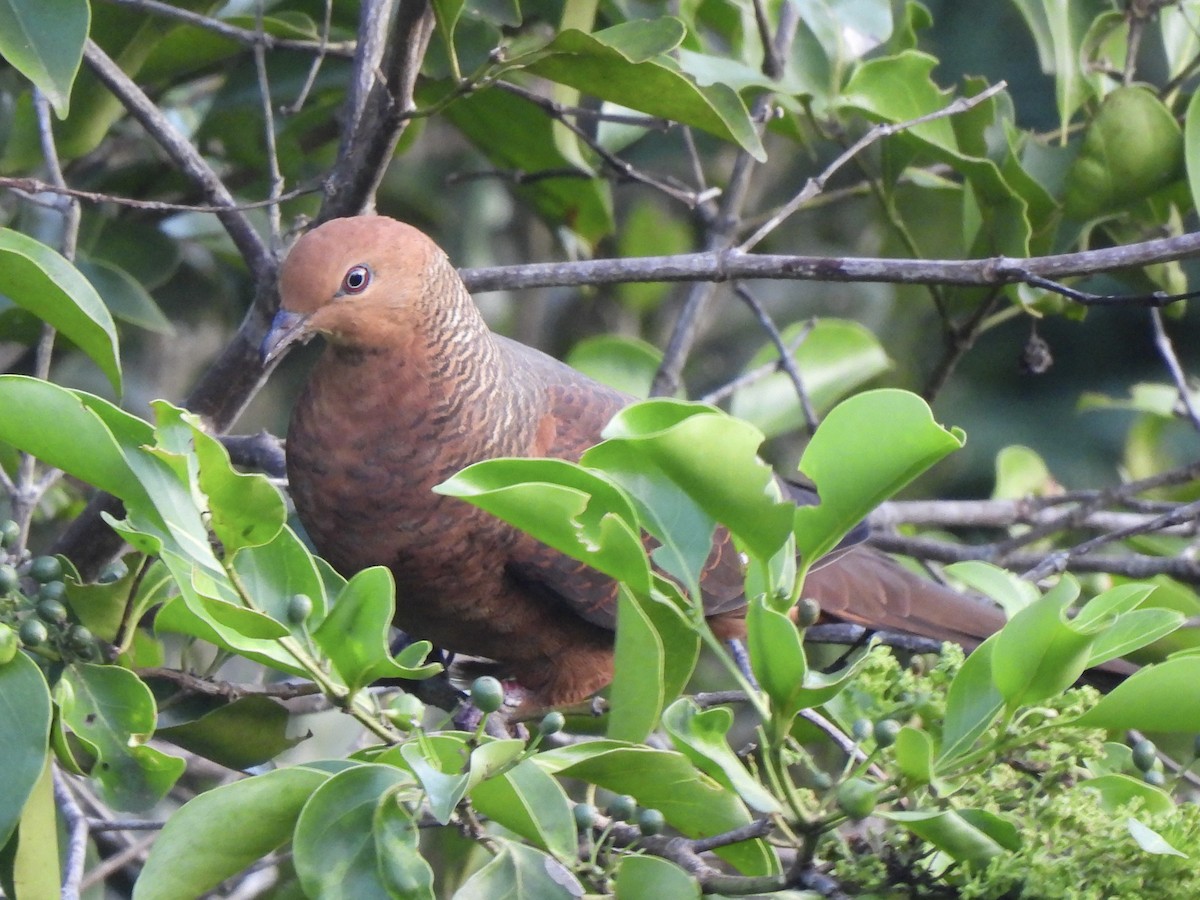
[{"left": 459, "top": 228, "right": 1200, "bottom": 295}]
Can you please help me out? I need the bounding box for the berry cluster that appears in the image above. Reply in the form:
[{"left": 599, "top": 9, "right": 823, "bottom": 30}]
[{"left": 0, "top": 521, "right": 95, "bottom": 666}]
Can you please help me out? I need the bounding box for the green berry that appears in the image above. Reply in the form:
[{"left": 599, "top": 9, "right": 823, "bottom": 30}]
[
  {"left": 636, "top": 808, "right": 665, "bottom": 836},
  {"left": 794, "top": 597, "right": 821, "bottom": 627},
  {"left": 539, "top": 711, "right": 565, "bottom": 736},
  {"left": 874, "top": 719, "right": 901, "bottom": 748},
  {"left": 38, "top": 581, "right": 66, "bottom": 603},
  {"left": 607, "top": 794, "right": 636, "bottom": 821},
  {"left": 0, "top": 564, "right": 19, "bottom": 596},
  {"left": 573, "top": 803, "right": 597, "bottom": 832},
  {"left": 1131, "top": 739, "right": 1157, "bottom": 773},
  {"left": 28, "top": 556, "right": 62, "bottom": 584},
  {"left": 287, "top": 593, "right": 314, "bottom": 624},
  {"left": 470, "top": 676, "right": 504, "bottom": 714},
  {"left": 836, "top": 777, "right": 879, "bottom": 821},
  {"left": 1143, "top": 768, "right": 1166, "bottom": 787},
  {"left": 35, "top": 598, "right": 68, "bottom": 625},
  {"left": 19, "top": 618, "right": 48, "bottom": 647},
  {"left": 66, "top": 625, "right": 93, "bottom": 651},
  {"left": 98, "top": 560, "right": 128, "bottom": 584},
  {"left": 385, "top": 693, "right": 425, "bottom": 729},
  {"left": 0, "top": 624, "right": 18, "bottom": 664},
  {"left": 0, "top": 520, "right": 19, "bottom": 548},
  {"left": 851, "top": 718, "right": 873, "bottom": 743}
]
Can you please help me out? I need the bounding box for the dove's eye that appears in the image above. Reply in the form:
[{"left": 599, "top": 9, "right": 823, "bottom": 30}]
[{"left": 342, "top": 265, "right": 371, "bottom": 294}]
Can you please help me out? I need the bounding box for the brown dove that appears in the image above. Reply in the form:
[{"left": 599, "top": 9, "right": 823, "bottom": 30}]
[{"left": 261, "top": 216, "right": 1006, "bottom": 708}]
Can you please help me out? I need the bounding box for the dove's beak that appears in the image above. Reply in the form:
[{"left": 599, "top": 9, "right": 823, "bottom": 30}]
[{"left": 260, "top": 308, "right": 309, "bottom": 367}]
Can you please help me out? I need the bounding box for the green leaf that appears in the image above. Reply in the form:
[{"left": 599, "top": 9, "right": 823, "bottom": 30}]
[
  {"left": 882, "top": 808, "right": 1017, "bottom": 868},
  {"left": 1081, "top": 774, "right": 1173, "bottom": 816},
  {"left": 614, "top": 855, "right": 700, "bottom": 899},
  {"left": 155, "top": 693, "right": 301, "bottom": 770},
  {"left": 729, "top": 320, "right": 891, "bottom": 439},
  {"left": 662, "top": 699, "right": 780, "bottom": 814},
  {"left": 293, "top": 764, "right": 416, "bottom": 900},
  {"left": 535, "top": 742, "right": 777, "bottom": 875},
  {"left": 520, "top": 22, "right": 764, "bottom": 160},
  {"left": 566, "top": 335, "right": 662, "bottom": 398},
  {"left": 399, "top": 741, "right": 471, "bottom": 826},
  {"left": 794, "top": 389, "right": 964, "bottom": 566},
  {"left": 439, "top": 84, "right": 614, "bottom": 244},
  {"left": 455, "top": 840, "right": 585, "bottom": 899},
  {"left": 76, "top": 258, "right": 175, "bottom": 335},
  {"left": 992, "top": 445, "right": 1056, "bottom": 500},
  {"left": 747, "top": 596, "right": 806, "bottom": 724},
  {"left": 1064, "top": 87, "right": 1184, "bottom": 220},
  {"left": 59, "top": 664, "right": 184, "bottom": 810},
  {"left": 1074, "top": 657, "right": 1200, "bottom": 732},
  {"left": 134, "top": 766, "right": 329, "bottom": 900},
  {"left": 608, "top": 584, "right": 698, "bottom": 743},
  {"left": 938, "top": 635, "right": 1003, "bottom": 768},
  {"left": 991, "top": 577, "right": 1096, "bottom": 708},
  {"left": 10, "top": 759, "right": 58, "bottom": 900},
  {"left": 0, "top": 653, "right": 51, "bottom": 848},
  {"left": 471, "top": 758, "right": 578, "bottom": 860},
  {"left": 436, "top": 458, "right": 652, "bottom": 594},
  {"left": 944, "top": 561, "right": 1036, "bottom": 618},
  {"left": 232, "top": 524, "right": 330, "bottom": 634},
  {"left": 312, "top": 567, "right": 439, "bottom": 693},
  {"left": 374, "top": 793, "right": 435, "bottom": 900},
  {"left": 0, "top": 377, "right": 142, "bottom": 500},
  {"left": 1010, "top": 0, "right": 1098, "bottom": 138},
  {"left": 0, "top": 0, "right": 89, "bottom": 117},
  {"left": 0, "top": 230, "right": 122, "bottom": 393},
  {"left": 594, "top": 399, "right": 794, "bottom": 564},
  {"left": 894, "top": 726, "right": 935, "bottom": 785},
  {"left": 1127, "top": 818, "right": 1187, "bottom": 858}
]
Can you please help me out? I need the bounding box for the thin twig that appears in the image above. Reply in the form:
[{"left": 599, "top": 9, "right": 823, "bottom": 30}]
[
  {"left": 253, "top": 2, "right": 285, "bottom": 248},
  {"left": 650, "top": 2, "right": 802, "bottom": 398},
  {"left": 700, "top": 320, "right": 814, "bottom": 405},
  {"left": 1149, "top": 307, "right": 1200, "bottom": 432},
  {"left": 55, "top": 771, "right": 89, "bottom": 900},
  {"left": 458, "top": 229, "right": 1200, "bottom": 294},
  {"left": 0, "top": 176, "right": 320, "bottom": 213},
  {"left": 733, "top": 285, "right": 818, "bottom": 432}
]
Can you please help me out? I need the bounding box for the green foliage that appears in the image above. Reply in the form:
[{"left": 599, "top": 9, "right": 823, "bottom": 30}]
[{"left": 5, "top": 0, "right": 1200, "bottom": 896}]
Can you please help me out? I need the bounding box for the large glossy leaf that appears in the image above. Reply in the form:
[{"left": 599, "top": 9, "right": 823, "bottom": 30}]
[
  {"left": 608, "top": 584, "right": 698, "bottom": 742},
  {"left": 155, "top": 693, "right": 301, "bottom": 770},
  {"left": 0, "top": 230, "right": 122, "bottom": 393},
  {"left": 133, "top": 766, "right": 330, "bottom": 900},
  {"left": 0, "top": 0, "right": 88, "bottom": 117},
  {"left": 471, "top": 758, "right": 578, "bottom": 861},
  {"left": 614, "top": 855, "right": 700, "bottom": 899},
  {"left": 312, "top": 567, "right": 440, "bottom": 693},
  {"left": 455, "top": 840, "right": 585, "bottom": 899},
  {"left": 10, "top": 759, "right": 58, "bottom": 900},
  {"left": 594, "top": 399, "right": 794, "bottom": 565},
  {"left": 938, "top": 636, "right": 1003, "bottom": 768},
  {"left": 0, "top": 377, "right": 142, "bottom": 501},
  {"left": 0, "top": 653, "right": 51, "bottom": 848},
  {"left": 519, "top": 20, "right": 764, "bottom": 160},
  {"left": 59, "top": 664, "right": 184, "bottom": 810},
  {"left": 1073, "top": 657, "right": 1200, "bottom": 732},
  {"left": 293, "top": 764, "right": 416, "bottom": 900},
  {"left": 662, "top": 699, "right": 779, "bottom": 814},
  {"left": 991, "top": 577, "right": 1095, "bottom": 708},
  {"left": 794, "top": 389, "right": 963, "bottom": 567},
  {"left": 882, "top": 808, "right": 1019, "bottom": 867},
  {"left": 436, "top": 458, "right": 652, "bottom": 595}
]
